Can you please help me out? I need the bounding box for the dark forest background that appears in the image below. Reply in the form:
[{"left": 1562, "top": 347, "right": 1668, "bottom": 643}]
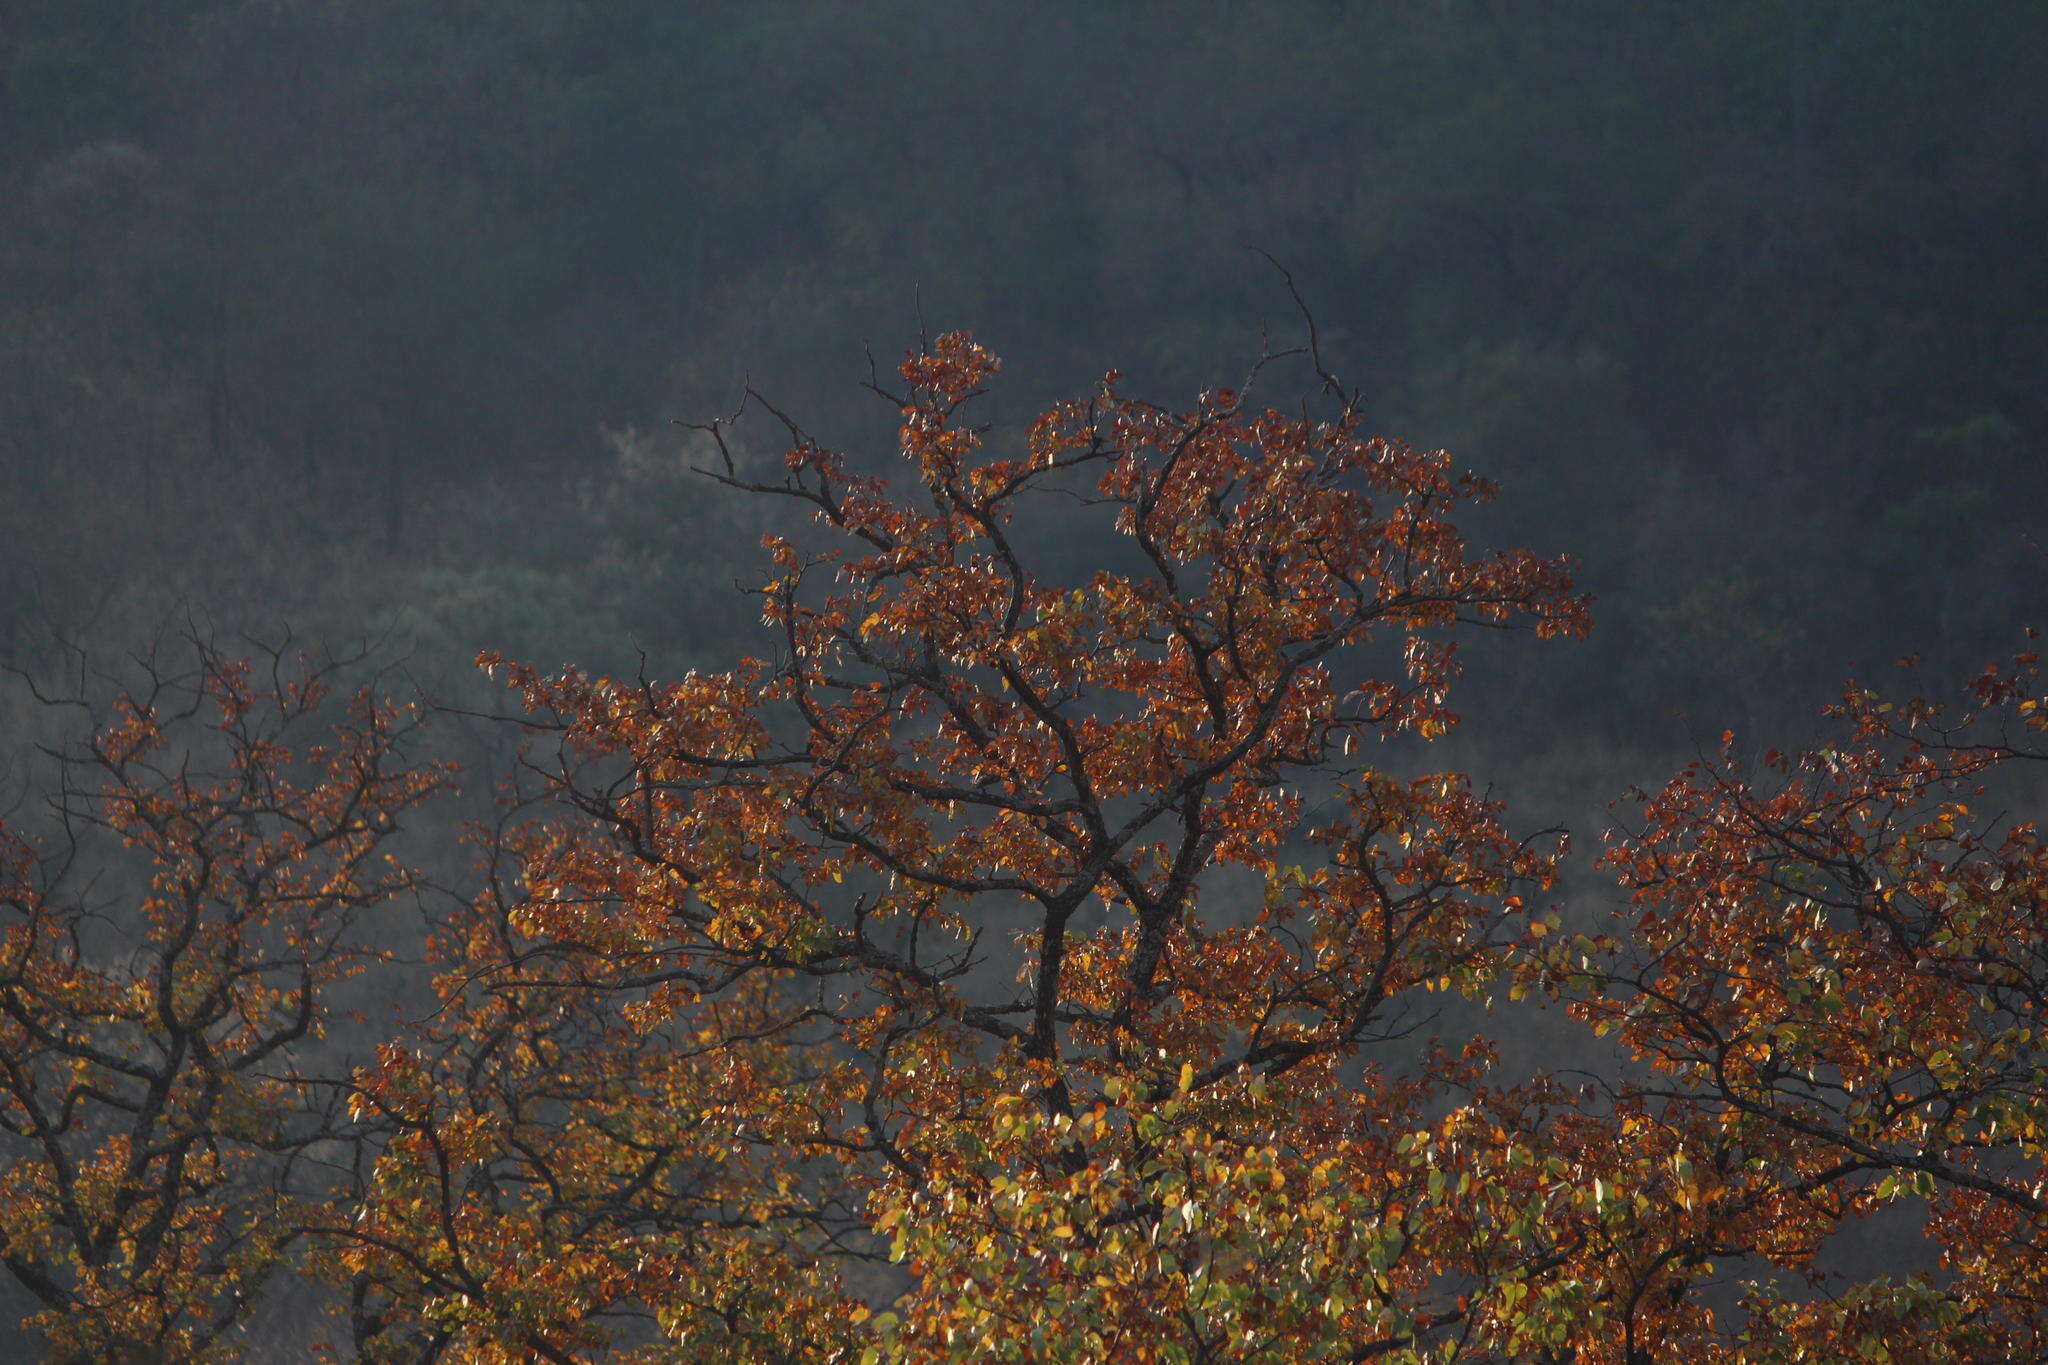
[
  {"left": 6, "top": 0, "right": 2044, "bottom": 747},
  {"left": 0, "top": 3, "right": 2045, "bottom": 1350}
]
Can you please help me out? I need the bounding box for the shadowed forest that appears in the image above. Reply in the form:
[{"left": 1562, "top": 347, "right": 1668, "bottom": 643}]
[
  {"left": 7, "top": 2, "right": 2043, "bottom": 729},
  {"left": 2, "top": 2, "right": 2046, "bottom": 1360}
]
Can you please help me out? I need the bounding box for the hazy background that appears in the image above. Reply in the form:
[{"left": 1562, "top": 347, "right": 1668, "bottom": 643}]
[
  {"left": 3, "top": 2, "right": 2045, "bottom": 1353},
  {"left": 6, "top": 0, "right": 2043, "bottom": 758}
]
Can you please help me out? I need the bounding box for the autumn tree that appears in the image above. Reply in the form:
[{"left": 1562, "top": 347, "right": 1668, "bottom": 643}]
[
  {"left": 325, "top": 331, "right": 1621, "bottom": 1360},
  {"left": 1548, "top": 651, "right": 2048, "bottom": 1360},
  {"left": 4, "top": 333, "right": 2043, "bottom": 1363},
  {"left": 0, "top": 639, "right": 446, "bottom": 1361}
]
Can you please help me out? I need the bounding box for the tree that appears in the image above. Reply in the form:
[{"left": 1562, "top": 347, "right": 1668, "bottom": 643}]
[
  {"left": 7, "top": 334, "right": 2046, "bottom": 1361},
  {"left": 337, "top": 332, "right": 1600, "bottom": 1360},
  {"left": 1560, "top": 649, "right": 2048, "bottom": 1361},
  {"left": 0, "top": 639, "right": 445, "bottom": 1360}
]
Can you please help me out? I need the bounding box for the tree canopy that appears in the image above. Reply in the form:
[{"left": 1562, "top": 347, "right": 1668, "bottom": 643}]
[{"left": 3, "top": 337, "right": 2043, "bottom": 1360}]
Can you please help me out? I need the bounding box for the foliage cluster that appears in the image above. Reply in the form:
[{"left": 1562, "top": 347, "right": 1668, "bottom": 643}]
[{"left": 2, "top": 339, "right": 2042, "bottom": 1361}]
